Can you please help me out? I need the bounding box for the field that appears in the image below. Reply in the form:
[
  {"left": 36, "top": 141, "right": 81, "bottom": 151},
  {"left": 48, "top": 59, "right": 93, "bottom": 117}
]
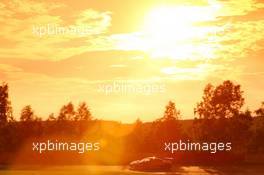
[{"left": 1, "top": 165, "right": 264, "bottom": 175}]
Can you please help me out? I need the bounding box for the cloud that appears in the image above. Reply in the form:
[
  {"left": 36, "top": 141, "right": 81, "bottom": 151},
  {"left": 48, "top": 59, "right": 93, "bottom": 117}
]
[
  {"left": 160, "top": 63, "right": 243, "bottom": 81},
  {"left": 75, "top": 9, "right": 112, "bottom": 34},
  {"left": 0, "top": 1, "right": 113, "bottom": 60},
  {"left": 8, "top": 0, "right": 63, "bottom": 14},
  {"left": 215, "top": 0, "right": 264, "bottom": 17},
  {"left": 108, "top": 0, "right": 264, "bottom": 62},
  {"left": 1, "top": 0, "right": 264, "bottom": 61},
  {"left": 212, "top": 20, "right": 264, "bottom": 60}
]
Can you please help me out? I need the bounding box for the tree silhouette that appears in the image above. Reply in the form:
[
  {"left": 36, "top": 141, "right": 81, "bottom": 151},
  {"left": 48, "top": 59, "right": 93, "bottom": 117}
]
[
  {"left": 248, "top": 104, "right": 264, "bottom": 153},
  {"left": 75, "top": 102, "right": 92, "bottom": 121},
  {"left": 125, "top": 118, "right": 145, "bottom": 153},
  {"left": 20, "top": 105, "right": 35, "bottom": 121},
  {"left": 135, "top": 118, "right": 143, "bottom": 127},
  {"left": 58, "top": 102, "right": 75, "bottom": 121},
  {"left": 47, "top": 113, "right": 56, "bottom": 121},
  {"left": 161, "top": 101, "right": 181, "bottom": 121},
  {"left": 153, "top": 101, "right": 182, "bottom": 143},
  {"left": 255, "top": 102, "right": 264, "bottom": 117},
  {"left": 195, "top": 80, "right": 244, "bottom": 119},
  {"left": 0, "top": 82, "right": 13, "bottom": 123}
]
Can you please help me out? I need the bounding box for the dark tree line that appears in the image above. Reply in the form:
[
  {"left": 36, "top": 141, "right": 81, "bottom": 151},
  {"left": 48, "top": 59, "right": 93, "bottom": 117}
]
[
  {"left": 0, "top": 83, "right": 13, "bottom": 123},
  {"left": 0, "top": 81, "right": 264, "bottom": 165},
  {"left": 18, "top": 102, "right": 92, "bottom": 122},
  {"left": 124, "top": 80, "right": 264, "bottom": 163}
]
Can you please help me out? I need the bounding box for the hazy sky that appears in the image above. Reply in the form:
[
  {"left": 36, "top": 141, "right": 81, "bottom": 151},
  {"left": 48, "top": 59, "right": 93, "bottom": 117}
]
[{"left": 0, "top": 0, "right": 264, "bottom": 122}]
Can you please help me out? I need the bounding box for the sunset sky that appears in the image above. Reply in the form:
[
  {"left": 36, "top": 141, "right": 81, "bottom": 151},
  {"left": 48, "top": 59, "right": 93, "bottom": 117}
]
[{"left": 0, "top": 0, "right": 264, "bottom": 122}]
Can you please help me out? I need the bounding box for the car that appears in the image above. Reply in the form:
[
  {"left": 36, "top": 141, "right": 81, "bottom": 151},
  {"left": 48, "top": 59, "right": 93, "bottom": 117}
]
[{"left": 129, "top": 156, "right": 173, "bottom": 172}]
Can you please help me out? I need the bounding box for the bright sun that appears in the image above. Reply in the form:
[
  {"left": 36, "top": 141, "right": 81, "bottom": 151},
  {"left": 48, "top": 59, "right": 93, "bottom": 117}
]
[
  {"left": 114, "top": 4, "right": 222, "bottom": 61},
  {"left": 140, "top": 5, "right": 220, "bottom": 60}
]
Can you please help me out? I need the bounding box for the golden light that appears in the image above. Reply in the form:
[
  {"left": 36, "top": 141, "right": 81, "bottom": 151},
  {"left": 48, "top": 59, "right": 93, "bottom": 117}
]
[
  {"left": 143, "top": 6, "right": 216, "bottom": 37},
  {"left": 140, "top": 5, "right": 220, "bottom": 60},
  {"left": 112, "top": 4, "right": 223, "bottom": 61}
]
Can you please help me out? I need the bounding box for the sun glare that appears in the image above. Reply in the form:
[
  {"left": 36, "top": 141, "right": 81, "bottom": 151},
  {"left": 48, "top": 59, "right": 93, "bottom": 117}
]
[
  {"left": 113, "top": 4, "right": 223, "bottom": 61},
  {"left": 139, "top": 5, "right": 220, "bottom": 60},
  {"left": 143, "top": 6, "right": 215, "bottom": 34}
]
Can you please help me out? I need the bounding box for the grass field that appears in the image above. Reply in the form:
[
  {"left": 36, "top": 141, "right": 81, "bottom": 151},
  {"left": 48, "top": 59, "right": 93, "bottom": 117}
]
[{"left": 1, "top": 165, "right": 264, "bottom": 175}]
